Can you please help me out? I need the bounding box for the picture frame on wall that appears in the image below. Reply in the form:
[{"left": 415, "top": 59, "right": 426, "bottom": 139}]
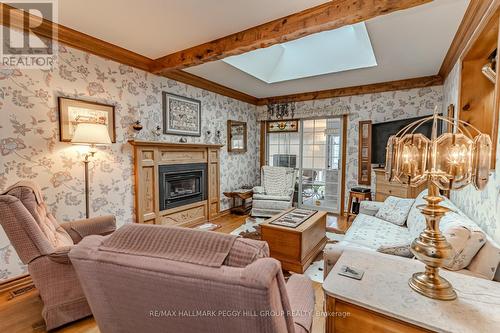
[
  {"left": 162, "top": 92, "right": 201, "bottom": 137},
  {"left": 58, "top": 97, "right": 116, "bottom": 142}
]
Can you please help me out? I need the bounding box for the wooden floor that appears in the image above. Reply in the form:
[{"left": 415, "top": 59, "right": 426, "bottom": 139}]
[{"left": 51, "top": 212, "right": 331, "bottom": 333}]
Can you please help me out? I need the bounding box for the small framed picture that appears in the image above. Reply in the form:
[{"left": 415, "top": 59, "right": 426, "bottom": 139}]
[
  {"left": 58, "top": 97, "right": 116, "bottom": 142},
  {"left": 163, "top": 92, "right": 201, "bottom": 137}
]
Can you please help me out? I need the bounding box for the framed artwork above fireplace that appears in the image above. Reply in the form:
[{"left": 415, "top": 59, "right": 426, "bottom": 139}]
[{"left": 162, "top": 92, "right": 201, "bottom": 137}]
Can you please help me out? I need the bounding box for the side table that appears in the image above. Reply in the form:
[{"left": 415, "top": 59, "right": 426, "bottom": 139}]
[
  {"left": 346, "top": 190, "right": 371, "bottom": 223},
  {"left": 223, "top": 189, "right": 253, "bottom": 215}
]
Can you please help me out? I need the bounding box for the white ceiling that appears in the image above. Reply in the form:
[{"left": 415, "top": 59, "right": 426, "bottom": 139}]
[
  {"left": 223, "top": 23, "right": 377, "bottom": 83},
  {"left": 185, "top": 0, "right": 470, "bottom": 98},
  {"left": 57, "top": 0, "right": 330, "bottom": 58},
  {"left": 50, "top": 0, "right": 469, "bottom": 98}
]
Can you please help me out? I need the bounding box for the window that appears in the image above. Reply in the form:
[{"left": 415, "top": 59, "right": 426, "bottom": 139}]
[{"left": 267, "top": 132, "right": 300, "bottom": 168}]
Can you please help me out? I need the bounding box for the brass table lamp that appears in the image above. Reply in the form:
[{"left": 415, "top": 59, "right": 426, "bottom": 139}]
[{"left": 385, "top": 111, "right": 492, "bottom": 300}]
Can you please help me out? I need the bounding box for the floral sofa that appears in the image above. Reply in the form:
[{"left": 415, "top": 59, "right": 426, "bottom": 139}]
[{"left": 323, "top": 190, "right": 500, "bottom": 282}]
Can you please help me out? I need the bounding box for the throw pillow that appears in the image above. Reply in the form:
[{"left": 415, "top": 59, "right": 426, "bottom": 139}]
[
  {"left": 467, "top": 239, "right": 500, "bottom": 280},
  {"left": 441, "top": 216, "right": 487, "bottom": 271},
  {"left": 377, "top": 243, "right": 414, "bottom": 258},
  {"left": 375, "top": 196, "right": 415, "bottom": 226}
]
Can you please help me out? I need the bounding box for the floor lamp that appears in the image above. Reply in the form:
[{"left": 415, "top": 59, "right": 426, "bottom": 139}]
[{"left": 71, "top": 122, "right": 112, "bottom": 218}]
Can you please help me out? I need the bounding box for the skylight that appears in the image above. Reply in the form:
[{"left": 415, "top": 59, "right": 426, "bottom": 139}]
[{"left": 222, "top": 23, "right": 377, "bottom": 84}]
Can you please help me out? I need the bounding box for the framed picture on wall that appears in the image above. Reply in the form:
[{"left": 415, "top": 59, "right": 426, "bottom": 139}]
[
  {"left": 58, "top": 97, "right": 116, "bottom": 142},
  {"left": 162, "top": 92, "right": 201, "bottom": 136}
]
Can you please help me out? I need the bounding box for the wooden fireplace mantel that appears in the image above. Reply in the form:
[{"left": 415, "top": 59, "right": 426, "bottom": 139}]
[{"left": 129, "top": 140, "right": 222, "bottom": 226}]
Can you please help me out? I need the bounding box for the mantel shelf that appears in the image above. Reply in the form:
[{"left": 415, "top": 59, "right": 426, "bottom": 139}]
[{"left": 128, "top": 139, "right": 224, "bottom": 149}]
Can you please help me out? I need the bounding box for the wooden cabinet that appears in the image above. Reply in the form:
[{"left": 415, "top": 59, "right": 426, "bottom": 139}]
[
  {"left": 129, "top": 140, "right": 223, "bottom": 226},
  {"left": 460, "top": 8, "right": 500, "bottom": 168},
  {"left": 373, "top": 168, "right": 426, "bottom": 202}
]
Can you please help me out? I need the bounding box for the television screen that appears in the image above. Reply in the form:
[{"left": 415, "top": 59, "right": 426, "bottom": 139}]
[{"left": 371, "top": 115, "right": 441, "bottom": 166}]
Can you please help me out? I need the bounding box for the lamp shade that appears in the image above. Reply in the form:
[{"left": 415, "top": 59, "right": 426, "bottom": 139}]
[{"left": 71, "top": 123, "right": 112, "bottom": 145}]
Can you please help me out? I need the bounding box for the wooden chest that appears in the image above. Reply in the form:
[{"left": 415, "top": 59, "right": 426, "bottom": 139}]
[{"left": 261, "top": 209, "right": 327, "bottom": 273}]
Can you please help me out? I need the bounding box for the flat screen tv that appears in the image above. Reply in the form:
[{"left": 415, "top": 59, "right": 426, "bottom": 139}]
[{"left": 371, "top": 115, "right": 442, "bottom": 166}]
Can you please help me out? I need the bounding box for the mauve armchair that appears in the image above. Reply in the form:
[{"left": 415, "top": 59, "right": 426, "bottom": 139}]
[
  {"left": 0, "top": 181, "right": 116, "bottom": 330},
  {"left": 69, "top": 224, "right": 315, "bottom": 333}
]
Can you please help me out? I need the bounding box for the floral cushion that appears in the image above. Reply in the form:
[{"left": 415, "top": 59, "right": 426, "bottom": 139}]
[
  {"left": 377, "top": 243, "right": 414, "bottom": 258},
  {"left": 467, "top": 239, "right": 500, "bottom": 280},
  {"left": 442, "top": 219, "right": 486, "bottom": 270},
  {"left": 407, "top": 190, "right": 427, "bottom": 239},
  {"left": 359, "top": 201, "right": 384, "bottom": 216},
  {"left": 345, "top": 214, "right": 412, "bottom": 250},
  {"left": 375, "top": 196, "right": 415, "bottom": 226}
]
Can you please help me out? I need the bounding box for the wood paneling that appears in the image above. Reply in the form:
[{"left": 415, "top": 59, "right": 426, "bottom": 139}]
[
  {"left": 439, "top": 0, "right": 499, "bottom": 78},
  {"left": 459, "top": 7, "right": 500, "bottom": 168},
  {"left": 358, "top": 120, "right": 372, "bottom": 186},
  {"left": 153, "top": 0, "right": 432, "bottom": 72},
  {"left": 257, "top": 75, "right": 443, "bottom": 105}
]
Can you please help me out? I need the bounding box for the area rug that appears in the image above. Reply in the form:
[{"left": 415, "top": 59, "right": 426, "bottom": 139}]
[
  {"left": 194, "top": 222, "right": 221, "bottom": 231},
  {"left": 231, "top": 216, "right": 345, "bottom": 283}
]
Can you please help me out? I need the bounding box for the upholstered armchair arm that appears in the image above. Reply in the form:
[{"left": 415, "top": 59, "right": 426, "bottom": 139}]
[
  {"left": 62, "top": 215, "right": 116, "bottom": 244},
  {"left": 47, "top": 246, "right": 73, "bottom": 264},
  {"left": 252, "top": 186, "right": 265, "bottom": 194},
  {"left": 359, "top": 201, "right": 384, "bottom": 216},
  {"left": 286, "top": 274, "right": 315, "bottom": 333}
]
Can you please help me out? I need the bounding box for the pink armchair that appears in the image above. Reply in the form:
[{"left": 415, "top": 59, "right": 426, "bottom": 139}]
[
  {"left": 70, "top": 224, "right": 315, "bottom": 333},
  {"left": 0, "top": 181, "right": 116, "bottom": 330}
]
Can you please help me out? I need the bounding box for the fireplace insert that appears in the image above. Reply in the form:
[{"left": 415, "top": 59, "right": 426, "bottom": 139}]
[{"left": 159, "top": 163, "right": 207, "bottom": 211}]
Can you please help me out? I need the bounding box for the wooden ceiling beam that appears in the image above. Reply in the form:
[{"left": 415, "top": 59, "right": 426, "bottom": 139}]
[
  {"left": 439, "top": 0, "right": 499, "bottom": 79},
  {"left": 256, "top": 75, "right": 444, "bottom": 105},
  {"left": 152, "top": 0, "right": 432, "bottom": 73},
  {"left": 0, "top": 3, "right": 258, "bottom": 104}
]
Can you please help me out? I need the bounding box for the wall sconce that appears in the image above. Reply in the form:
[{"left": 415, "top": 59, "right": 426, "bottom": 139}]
[
  {"left": 71, "top": 122, "right": 112, "bottom": 218},
  {"left": 152, "top": 125, "right": 161, "bottom": 137},
  {"left": 132, "top": 121, "right": 143, "bottom": 131}
]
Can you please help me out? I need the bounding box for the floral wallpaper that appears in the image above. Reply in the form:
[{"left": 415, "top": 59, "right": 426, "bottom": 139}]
[
  {"left": 257, "top": 86, "right": 443, "bottom": 207},
  {"left": 0, "top": 32, "right": 260, "bottom": 281},
  {"left": 444, "top": 62, "right": 500, "bottom": 244}
]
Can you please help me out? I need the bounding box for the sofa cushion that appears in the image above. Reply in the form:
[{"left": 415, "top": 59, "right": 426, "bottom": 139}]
[
  {"left": 345, "top": 214, "right": 412, "bottom": 250},
  {"left": 253, "top": 193, "right": 291, "bottom": 201},
  {"left": 441, "top": 216, "right": 486, "bottom": 270},
  {"left": 375, "top": 196, "right": 415, "bottom": 226},
  {"left": 466, "top": 237, "right": 500, "bottom": 280},
  {"left": 407, "top": 190, "right": 427, "bottom": 239},
  {"left": 359, "top": 201, "right": 383, "bottom": 216}
]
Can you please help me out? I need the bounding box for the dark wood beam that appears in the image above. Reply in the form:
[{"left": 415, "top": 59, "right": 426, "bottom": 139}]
[
  {"left": 152, "top": 0, "right": 432, "bottom": 73},
  {"left": 163, "top": 70, "right": 259, "bottom": 105},
  {"left": 256, "top": 75, "right": 443, "bottom": 105},
  {"left": 439, "top": 0, "right": 498, "bottom": 79}
]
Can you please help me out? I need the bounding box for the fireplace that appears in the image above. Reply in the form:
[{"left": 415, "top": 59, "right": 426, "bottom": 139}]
[{"left": 159, "top": 163, "right": 207, "bottom": 211}]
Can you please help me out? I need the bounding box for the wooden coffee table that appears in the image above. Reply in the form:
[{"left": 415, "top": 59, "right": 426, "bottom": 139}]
[{"left": 261, "top": 208, "right": 327, "bottom": 273}]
